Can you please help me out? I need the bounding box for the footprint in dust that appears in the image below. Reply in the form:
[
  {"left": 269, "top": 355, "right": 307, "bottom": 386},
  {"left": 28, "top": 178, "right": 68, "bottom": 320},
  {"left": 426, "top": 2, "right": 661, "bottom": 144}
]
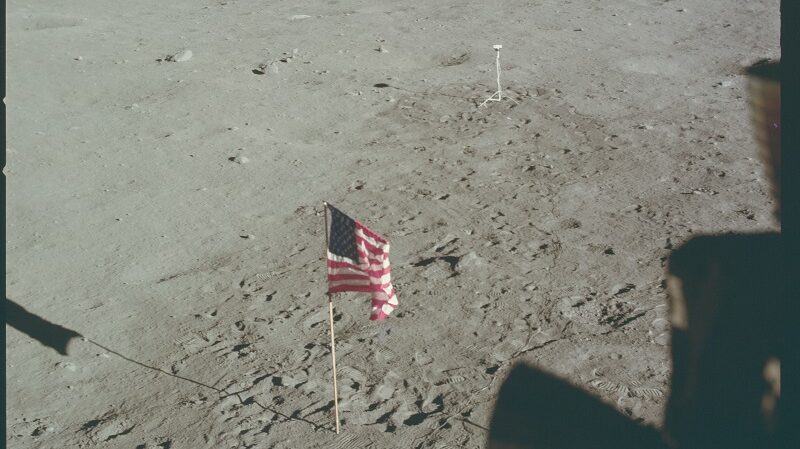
[
  {"left": 300, "top": 342, "right": 323, "bottom": 363},
  {"left": 230, "top": 342, "right": 253, "bottom": 358},
  {"left": 490, "top": 339, "right": 525, "bottom": 362},
  {"left": 403, "top": 394, "right": 446, "bottom": 427},
  {"left": 337, "top": 366, "right": 366, "bottom": 396},
  {"left": 434, "top": 375, "right": 466, "bottom": 386},
  {"left": 27, "top": 14, "right": 85, "bottom": 31},
  {"left": 588, "top": 371, "right": 664, "bottom": 400},
  {"left": 271, "top": 369, "right": 309, "bottom": 388},
  {"left": 648, "top": 317, "right": 670, "bottom": 346},
  {"left": 331, "top": 432, "right": 376, "bottom": 449},
  {"left": 440, "top": 51, "right": 471, "bottom": 67},
  {"left": 369, "top": 401, "right": 416, "bottom": 433},
  {"left": 8, "top": 417, "right": 54, "bottom": 439},
  {"left": 79, "top": 412, "right": 136, "bottom": 444},
  {"left": 303, "top": 310, "right": 327, "bottom": 329},
  {"left": 135, "top": 438, "right": 173, "bottom": 449},
  {"left": 412, "top": 350, "right": 434, "bottom": 366}
]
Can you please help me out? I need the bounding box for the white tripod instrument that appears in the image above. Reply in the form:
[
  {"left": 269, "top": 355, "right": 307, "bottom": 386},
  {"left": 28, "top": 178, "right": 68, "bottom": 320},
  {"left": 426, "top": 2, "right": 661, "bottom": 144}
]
[{"left": 480, "top": 44, "right": 519, "bottom": 107}]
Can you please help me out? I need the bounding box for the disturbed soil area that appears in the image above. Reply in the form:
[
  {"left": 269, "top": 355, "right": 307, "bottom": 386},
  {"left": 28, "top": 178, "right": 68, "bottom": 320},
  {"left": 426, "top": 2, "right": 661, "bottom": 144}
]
[{"left": 6, "top": 0, "right": 779, "bottom": 447}]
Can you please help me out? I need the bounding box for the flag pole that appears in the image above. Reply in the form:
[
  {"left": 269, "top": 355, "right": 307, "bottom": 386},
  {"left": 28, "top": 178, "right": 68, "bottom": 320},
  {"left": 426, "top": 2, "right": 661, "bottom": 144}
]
[{"left": 322, "top": 201, "right": 341, "bottom": 434}]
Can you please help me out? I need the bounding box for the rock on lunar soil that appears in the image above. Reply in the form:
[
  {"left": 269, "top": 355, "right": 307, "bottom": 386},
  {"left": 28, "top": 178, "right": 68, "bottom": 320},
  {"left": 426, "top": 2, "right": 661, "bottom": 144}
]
[
  {"left": 167, "top": 50, "right": 192, "bottom": 62},
  {"left": 456, "top": 251, "right": 486, "bottom": 273}
]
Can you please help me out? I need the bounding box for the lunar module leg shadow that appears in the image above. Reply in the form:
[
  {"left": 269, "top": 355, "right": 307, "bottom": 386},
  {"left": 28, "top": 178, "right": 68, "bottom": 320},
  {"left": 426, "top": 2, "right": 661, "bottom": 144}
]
[
  {"left": 664, "top": 233, "right": 786, "bottom": 449},
  {"left": 487, "top": 363, "right": 667, "bottom": 449}
]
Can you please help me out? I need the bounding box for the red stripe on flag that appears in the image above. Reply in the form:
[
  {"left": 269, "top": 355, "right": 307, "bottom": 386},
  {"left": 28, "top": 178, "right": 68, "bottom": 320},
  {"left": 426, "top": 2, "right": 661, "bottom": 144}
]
[
  {"left": 329, "top": 284, "right": 386, "bottom": 294},
  {"left": 356, "top": 239, "right": 387, "bottom": 258},
  {"left": 326, "top": 207, "right": 398, "bottom": 320},
  {"left": 356, "top": 222, "right": 388, "bottom": 244},
  {"left": 328, "top": 273, "right": 371, "bottom": 282}
]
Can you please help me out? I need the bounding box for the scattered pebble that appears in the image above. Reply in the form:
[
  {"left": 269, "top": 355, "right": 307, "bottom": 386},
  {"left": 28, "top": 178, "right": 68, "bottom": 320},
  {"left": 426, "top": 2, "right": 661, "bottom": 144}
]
[
  {"left": 241, "top": 234, "right": 255, "bottom": 240},
  {"left": 231, "top": 155, "right": 249, "bottom": 164},
  {"left": 560, "top": 218, "right": 581, "bottom": 229},
  {"left": 56, "top": 362, "right": 77, "bottom": 372},
  {"left": 610, "top": 283, "right": 636, "bottom": 296},
  {"left": 623, "top": 204, "right": 643, "bottom": 213},
  {"left": 290, "top": 14, "right": 311, "bottom": 21},
  {"left": 167, "top": 50, "right": 193, "bottom": 62},
  {"left": 377, "top": 45, "right": 388, "bottom": 53}
]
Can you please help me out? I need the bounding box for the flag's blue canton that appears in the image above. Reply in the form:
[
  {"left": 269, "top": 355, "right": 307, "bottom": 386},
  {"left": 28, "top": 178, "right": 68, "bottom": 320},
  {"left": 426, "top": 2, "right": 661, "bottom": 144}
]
[{"left": 328, "top": 205, "right": 359, "bottom": 261}]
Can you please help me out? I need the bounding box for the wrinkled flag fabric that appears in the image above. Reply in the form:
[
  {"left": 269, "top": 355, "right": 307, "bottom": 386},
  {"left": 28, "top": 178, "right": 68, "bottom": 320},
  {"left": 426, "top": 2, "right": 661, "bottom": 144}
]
[{"left": 326, "top": 204, "right": 398, "bottom": 320}]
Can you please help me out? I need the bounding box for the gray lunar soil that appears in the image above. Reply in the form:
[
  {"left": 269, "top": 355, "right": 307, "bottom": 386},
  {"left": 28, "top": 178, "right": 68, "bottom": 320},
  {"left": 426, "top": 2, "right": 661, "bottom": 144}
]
[{"left": 5, "top": 0, "right": 780, "bottom": 448}]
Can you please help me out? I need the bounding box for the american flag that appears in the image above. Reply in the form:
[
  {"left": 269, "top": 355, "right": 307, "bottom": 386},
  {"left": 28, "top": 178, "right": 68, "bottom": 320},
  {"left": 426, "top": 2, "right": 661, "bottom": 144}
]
[{"left": 326, "top": 204, "right": 398, "bottom": 320}]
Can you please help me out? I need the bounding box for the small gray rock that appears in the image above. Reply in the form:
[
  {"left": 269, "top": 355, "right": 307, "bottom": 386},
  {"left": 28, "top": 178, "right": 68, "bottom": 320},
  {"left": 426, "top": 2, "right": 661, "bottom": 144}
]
[
  {"left": 168, "top": 50, "right": 193, "bottom": 62},
  {"left": 610, "top": 283, "right": 636, "bottom": 296},
  {"left": 456, "top": 251, "right": 485, "bottom": 273}
]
